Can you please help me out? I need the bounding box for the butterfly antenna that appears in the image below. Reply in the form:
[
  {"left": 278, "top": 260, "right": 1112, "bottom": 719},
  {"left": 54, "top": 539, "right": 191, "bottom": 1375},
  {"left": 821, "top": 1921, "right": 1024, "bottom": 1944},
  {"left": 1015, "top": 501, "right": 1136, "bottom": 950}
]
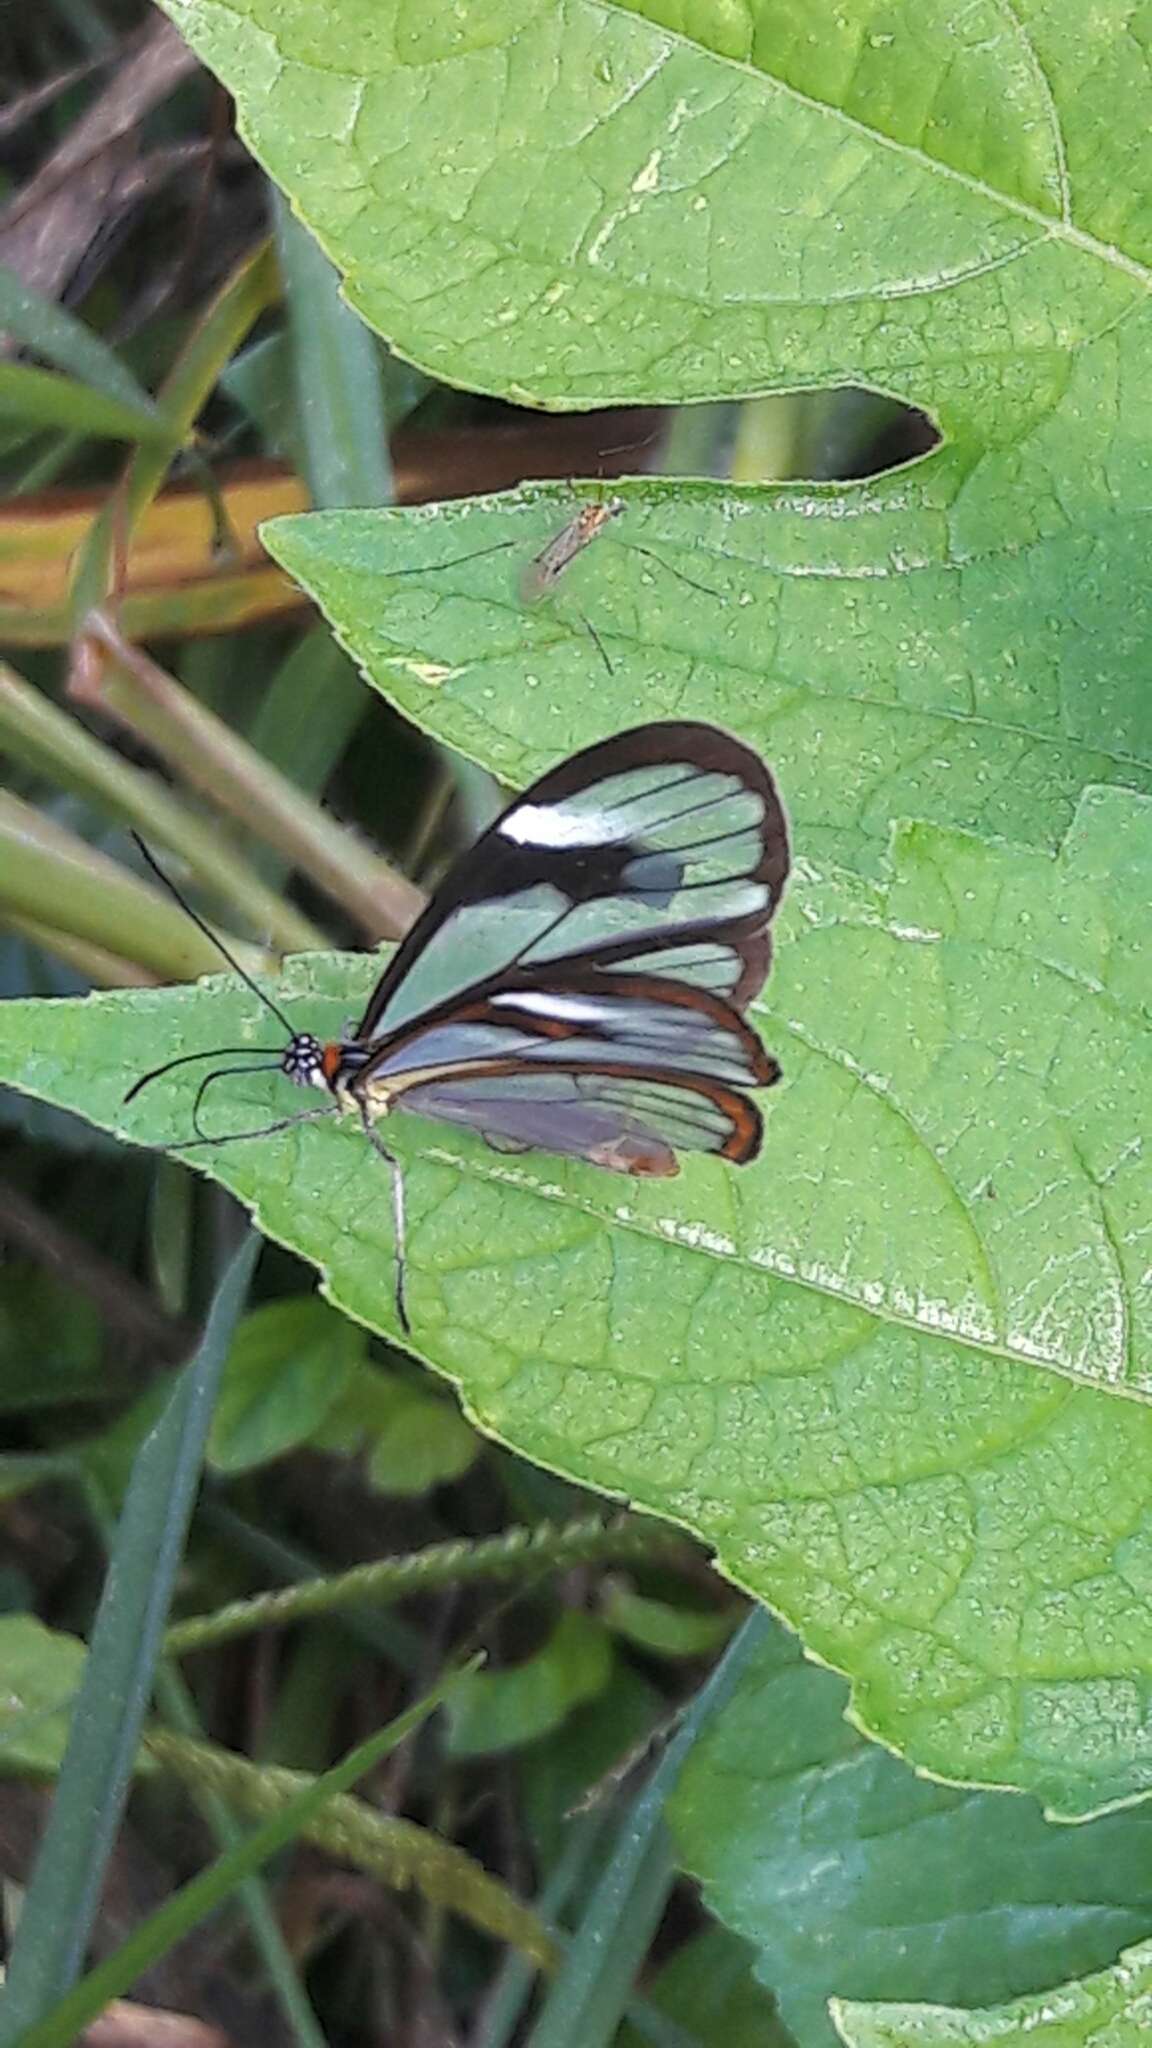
[
  {"left": 130, "top": 832, "right": 298, "bottom": 1038},
  {"left": 190, "top": 1060, "right": 283, "bottom": 1139},
  {"left": 124, "top": 1047, "right": 282, "bottom": 1106}
]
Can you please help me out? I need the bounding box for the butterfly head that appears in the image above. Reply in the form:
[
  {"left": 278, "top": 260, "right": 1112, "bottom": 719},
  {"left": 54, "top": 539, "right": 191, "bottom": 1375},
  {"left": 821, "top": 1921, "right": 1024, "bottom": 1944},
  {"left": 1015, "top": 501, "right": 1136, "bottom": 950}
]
[{"left": 281, "top": 1032, "right": 339, "bottom": 1092}]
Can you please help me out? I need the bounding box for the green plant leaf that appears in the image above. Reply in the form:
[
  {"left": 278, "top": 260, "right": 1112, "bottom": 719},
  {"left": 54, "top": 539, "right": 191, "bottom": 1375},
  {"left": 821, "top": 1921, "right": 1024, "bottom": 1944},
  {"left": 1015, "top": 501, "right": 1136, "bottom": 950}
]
[
  {"left": 444, "top": 1610, "right": 614, "bottom": 1758},
  {"left": 2, "top": 790, "right": 1152, "bottom": 1813},
  {"left": 832, "top": 1936, "right": 1152, "bottom": 2048},
  {"left": 0, "top": 363, "right": 177, "bottom": 445},
  {"left": 600, "top": 1582, "right": 735, "bottom": 1660},
  {"left": 207, "top": 1295, "right": 364, "bottom": 1473},
  {"left": 151, "top": 0, "right": 1150, "bottom": 420},
  {"left": 263, "top": 486, "right": 1152, "bottom": 882},
  {"left": 362, "top": 1380, "right": 480, "bottom": 1495},
  {"left": 672, "top": 1623, "right": 1152, "bottom": 2048},
  {"left": 310, "top": 1355, "right": 481, "bottom": 1493},
  {"left": 169, "top": 0, "right": 1152, "bottom": 886},
  {"left": 616, "top": 1927, "right": 794, "bottom": 2048},
  {"left": 0, "top": 1617, "right": 86, "bottom": 1775},
  {"left": 0, "top": 266, "right": 171, "bottom": 420}
]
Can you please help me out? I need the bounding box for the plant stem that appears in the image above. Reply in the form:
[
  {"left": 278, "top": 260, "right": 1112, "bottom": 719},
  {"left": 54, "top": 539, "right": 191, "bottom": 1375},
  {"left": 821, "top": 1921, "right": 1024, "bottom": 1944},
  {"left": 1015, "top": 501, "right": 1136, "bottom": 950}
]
[
  {"left": 165, "top": 1515, "right": 683, "bottom": 1657},
  {"left": 75, "top": 611, "right": 425, "bottom": 942},
  {"left": 67, "top": 240, "right": 279, "bottom": 629},
  {"left": 153, "top": 1666, "right": 329, "bottom": 2048},
  {"left": 0, "top": 908, "right": 158, "bottom": 988},
  {"left": 0, "top": 659, "right": 322, "bottom": 953},
  {"left": 145, "top": 1726, "right": 558, "bottom": 1969},
  {"left": 0, "top": 791, "right": 272, "bottom": 982}
]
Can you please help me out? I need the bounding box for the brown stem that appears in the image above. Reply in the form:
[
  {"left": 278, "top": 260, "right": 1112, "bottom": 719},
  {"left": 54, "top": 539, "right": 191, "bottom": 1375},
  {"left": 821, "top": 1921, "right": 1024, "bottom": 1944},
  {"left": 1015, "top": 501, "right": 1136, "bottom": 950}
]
[
  {"left": 75, "top": 611, "right": 425, "bottom": 943},
  {"left": 0, "top": 1177, "right": 193, "bottom": 1365}
]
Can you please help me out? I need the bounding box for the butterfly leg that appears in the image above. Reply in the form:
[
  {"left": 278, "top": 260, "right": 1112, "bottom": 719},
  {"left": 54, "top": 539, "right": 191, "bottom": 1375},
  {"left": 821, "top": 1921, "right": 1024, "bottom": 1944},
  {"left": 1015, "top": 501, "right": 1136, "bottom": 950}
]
[
  {"left": 179, "top": 1107, "right": 335, "bottom": 1150},
  {"left": 357, "top": 1111, "right": 411, "bottom": 1337}
]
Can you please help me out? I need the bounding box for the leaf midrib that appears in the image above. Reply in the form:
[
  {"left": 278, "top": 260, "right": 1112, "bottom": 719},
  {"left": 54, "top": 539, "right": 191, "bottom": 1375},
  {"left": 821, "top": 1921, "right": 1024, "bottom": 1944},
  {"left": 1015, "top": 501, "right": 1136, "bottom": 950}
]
[
  {"left": 616, "top": 3, "right": 1152, "bottom": 293},
  {"left": 228, "top": 1106, "right": 1120, "bottom": 1402}
]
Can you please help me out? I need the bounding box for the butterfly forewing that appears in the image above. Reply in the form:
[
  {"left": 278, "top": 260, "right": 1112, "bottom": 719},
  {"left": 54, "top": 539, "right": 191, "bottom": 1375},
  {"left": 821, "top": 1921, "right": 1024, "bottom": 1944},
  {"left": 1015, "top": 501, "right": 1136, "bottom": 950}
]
[{"left": 355, "top": 723, "right": 788, "bottom": 1043}]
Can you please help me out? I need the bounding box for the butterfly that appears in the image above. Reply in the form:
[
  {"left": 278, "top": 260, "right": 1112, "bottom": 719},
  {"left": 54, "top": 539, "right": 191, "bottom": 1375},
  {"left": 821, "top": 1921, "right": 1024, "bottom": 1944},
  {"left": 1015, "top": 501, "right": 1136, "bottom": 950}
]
[{"left": 129, "top": 721, "right": 790, "bottom": 1334}]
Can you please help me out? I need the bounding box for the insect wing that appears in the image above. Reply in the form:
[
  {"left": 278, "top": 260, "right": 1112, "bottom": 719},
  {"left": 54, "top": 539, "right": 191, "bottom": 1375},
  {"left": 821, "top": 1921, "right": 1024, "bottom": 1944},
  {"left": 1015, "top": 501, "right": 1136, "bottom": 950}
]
[
  {"left": 520, "top": 498, "right": 624, "bottom": 603},
  {"left": 354, "top": 722, "right": 790, "bottom": 1047},
  {"left": 398, "top": 1064, "right": 763, "bottom": 1174},
  {"left": 356, "top": 968, "right": 778, "bottom": 1179}
]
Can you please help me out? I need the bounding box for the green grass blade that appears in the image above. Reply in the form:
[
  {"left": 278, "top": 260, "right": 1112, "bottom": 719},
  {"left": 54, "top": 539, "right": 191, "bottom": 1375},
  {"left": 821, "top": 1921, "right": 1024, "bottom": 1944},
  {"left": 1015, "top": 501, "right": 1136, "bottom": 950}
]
[
  {"left": 153, "top": 1665, "right": 328, "bottom": 2048},
  {"left": 526, "top": 1610, "right": 771, "bottom": 2048},
  {"left": 261, "top": 197, "right": 395, "bottom": 805},
  {"left": 271, "top": 192, "right": 393, "bottom": 512},
  {"left": 16, "top": 1663, "right": 469, "bottom": 2048},
  {"left": 0, "top": 264, "right": 170, "bottom": 420},
  {"left": 0, "top": 1233, "right": 261, "bottom": 2043}
]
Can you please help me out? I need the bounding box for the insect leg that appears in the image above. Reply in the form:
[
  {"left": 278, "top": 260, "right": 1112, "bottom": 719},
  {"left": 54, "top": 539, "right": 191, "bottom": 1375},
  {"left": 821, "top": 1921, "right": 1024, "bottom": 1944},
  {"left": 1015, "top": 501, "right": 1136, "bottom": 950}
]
[
  {"left": 178, "top": 1108, "right": 335, "bottom": 1149},
  {"left": 578, "top": 610, "right": 614, "bottom": 674},
  {"left": 389, "top": 540, "right": 514, "bottom": 578},
  {"left": 624, "top": 544, "right": 722, "bottom": 598},
  {"left": 358, "top": 1112, "right": 411, "bottom": 1335}
]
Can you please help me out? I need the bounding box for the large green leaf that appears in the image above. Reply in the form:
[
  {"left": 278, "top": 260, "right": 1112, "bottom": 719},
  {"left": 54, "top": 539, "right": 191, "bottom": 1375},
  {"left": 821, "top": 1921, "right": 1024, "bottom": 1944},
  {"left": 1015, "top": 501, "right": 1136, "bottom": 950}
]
[
  {"left": 163, "top": 0, "right": 1152, "bottom": 913},
  {"left": 155, "top": 0, "right": 1148, "bottom": 424},
  {"left": 672, "top": 1622, "right": 1152, "bottom": 2048},
  {"left": 833, "top": 1937, "right": 1152, "bottom": 2048},
  {"left": 264, "top": 485, "right": 1152, "bottom": 881},
  {"left": 1, "top": 786, "right": 1150, "bottom": 1815}
]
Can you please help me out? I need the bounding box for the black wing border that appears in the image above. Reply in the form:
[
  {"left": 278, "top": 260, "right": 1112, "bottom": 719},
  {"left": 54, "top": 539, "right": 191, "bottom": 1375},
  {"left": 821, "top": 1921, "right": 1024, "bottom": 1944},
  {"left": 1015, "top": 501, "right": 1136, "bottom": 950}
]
[{"left": 353, "top": 721, "right": 791, "bottom": 1042}]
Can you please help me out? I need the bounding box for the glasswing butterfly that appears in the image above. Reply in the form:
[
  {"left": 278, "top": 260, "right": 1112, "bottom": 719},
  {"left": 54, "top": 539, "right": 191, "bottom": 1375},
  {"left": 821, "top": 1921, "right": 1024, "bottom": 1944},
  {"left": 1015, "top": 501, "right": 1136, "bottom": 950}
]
[{"left": 129, "top": 721, "right": 790, "bottom": 1333}]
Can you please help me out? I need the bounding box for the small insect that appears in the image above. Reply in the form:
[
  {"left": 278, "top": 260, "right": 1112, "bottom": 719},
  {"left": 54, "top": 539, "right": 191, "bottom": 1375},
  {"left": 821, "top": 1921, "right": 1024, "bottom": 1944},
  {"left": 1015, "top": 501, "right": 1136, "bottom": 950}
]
[
  {"left": 387, "top": 492, "right": 722, "bottom": 673},
  {"left": 518, "top": 496, "right": 626, "bottom": 604},
  {"left": 127, "top": 722, "right": 790, "bottom": 1336}
]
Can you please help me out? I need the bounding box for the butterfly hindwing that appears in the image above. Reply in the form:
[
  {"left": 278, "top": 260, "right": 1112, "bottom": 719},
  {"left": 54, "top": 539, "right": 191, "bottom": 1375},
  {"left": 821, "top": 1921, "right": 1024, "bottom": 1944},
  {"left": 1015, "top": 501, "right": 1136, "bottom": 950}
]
[{"left": 397, "top": 1067, "right": 763, "bottom": 1174}]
